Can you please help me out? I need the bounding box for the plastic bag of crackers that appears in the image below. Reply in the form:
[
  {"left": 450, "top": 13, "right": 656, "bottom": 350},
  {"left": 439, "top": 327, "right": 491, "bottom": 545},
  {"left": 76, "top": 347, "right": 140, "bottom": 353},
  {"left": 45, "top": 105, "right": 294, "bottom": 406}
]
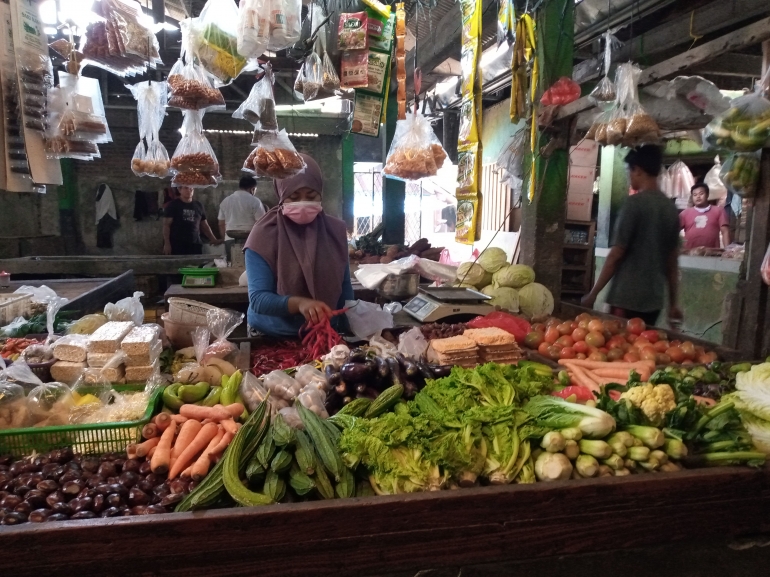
[{"left": 383, "top": 111, "right": 448, "bottom": 181}]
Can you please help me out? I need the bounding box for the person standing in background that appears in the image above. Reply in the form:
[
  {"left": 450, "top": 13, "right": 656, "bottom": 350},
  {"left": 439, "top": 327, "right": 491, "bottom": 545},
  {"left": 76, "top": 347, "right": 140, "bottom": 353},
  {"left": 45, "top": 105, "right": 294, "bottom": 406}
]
[
  {"left": 163, "top": 186, "right": 221, "bottom": 255},
  {"left": 582, "top": 145, "right": 682, "bottom": 327},
  {"left": 679, "top": 183, "right": 730, "bottom": 250},
  {"left": 217, "top": 176, "right": 266, "bottom": 244}
]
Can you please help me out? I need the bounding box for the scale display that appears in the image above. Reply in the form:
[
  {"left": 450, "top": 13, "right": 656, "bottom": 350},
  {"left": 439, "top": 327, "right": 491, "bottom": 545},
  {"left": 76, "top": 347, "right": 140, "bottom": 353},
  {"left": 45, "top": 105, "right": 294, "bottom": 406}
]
[{"left": 404, "top": 289, "right": 494, "bottom": 323}]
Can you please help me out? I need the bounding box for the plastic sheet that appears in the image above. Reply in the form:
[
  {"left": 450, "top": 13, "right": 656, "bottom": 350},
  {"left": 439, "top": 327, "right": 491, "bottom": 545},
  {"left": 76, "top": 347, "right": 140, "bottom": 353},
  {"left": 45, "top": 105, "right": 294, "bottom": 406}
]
[{"left": 104, "top": 291, "right": 144, "bottom": 325}]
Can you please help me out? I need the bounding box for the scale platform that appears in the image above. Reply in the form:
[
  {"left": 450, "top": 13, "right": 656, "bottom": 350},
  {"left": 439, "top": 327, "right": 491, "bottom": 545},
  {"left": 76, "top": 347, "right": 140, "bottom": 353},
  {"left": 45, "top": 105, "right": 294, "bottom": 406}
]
[
  {"left": 404, "top": 287, "right": 494, "bottom": 323},
  {"left": 179, "top": 267, "right": 219, "bottom": 288}
]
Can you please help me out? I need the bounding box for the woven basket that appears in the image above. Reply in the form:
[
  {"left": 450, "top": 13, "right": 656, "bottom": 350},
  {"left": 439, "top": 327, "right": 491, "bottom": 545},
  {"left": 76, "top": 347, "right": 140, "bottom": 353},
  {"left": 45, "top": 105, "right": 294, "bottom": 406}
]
[
  {"left": 167, "top": 298, "right": 219, "bottom": 325},
  {"left": 0, "top": 293, "right": 33, "bottom": 325}
]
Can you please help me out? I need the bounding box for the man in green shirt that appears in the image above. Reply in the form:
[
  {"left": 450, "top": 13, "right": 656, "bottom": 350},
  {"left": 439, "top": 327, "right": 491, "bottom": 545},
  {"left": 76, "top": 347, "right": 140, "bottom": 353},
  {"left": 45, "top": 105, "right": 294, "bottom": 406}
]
[{"left": 581, "top": 145, "right": 682, "bottom": 327}]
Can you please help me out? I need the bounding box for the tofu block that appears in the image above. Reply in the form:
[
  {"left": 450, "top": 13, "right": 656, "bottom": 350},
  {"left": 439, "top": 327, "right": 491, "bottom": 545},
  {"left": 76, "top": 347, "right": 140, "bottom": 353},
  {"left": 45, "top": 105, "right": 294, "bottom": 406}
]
[
  {"left": 121, "top": 325, "right": 160, "bottom": 356},
  {"left": 88, "top": 321, "right": 134, "bottom": 353},
  {"left": 125, "top": 361, "right": 159, "bottom": 382},
  {"left": 51, "top": 361, "right": 86, "bottom": 385},
  {"left": 53, "top": 336, "right": 88, "bottom": 363}
]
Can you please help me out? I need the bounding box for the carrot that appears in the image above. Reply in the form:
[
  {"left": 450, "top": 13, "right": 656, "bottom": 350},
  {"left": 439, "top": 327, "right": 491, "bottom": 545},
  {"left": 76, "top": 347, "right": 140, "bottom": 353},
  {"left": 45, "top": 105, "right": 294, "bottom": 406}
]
[
  {"left": 151, "top": 420, "right": 177, "bottom": 475},
  {"left": 179, "top": 404, "right": 231, "bottom": 422},
  {"left": 221, "top": 403, "right": 245, "bottom": 419},
  {"left": 154, "top": 413, "right": 172, "bottom": 431},
  {"left": 568, "top": 365, "right": 600, "bottom": 393},
  {"left": 135, "top": 437, "right": 160, "bottom": 458},
  {"left": 208, "top": 430, "right": 234, "bottom": 459},
  {"left": 171, "top": 414, "right": 189, "bottom": 424},
  {"left": 191, "top": 428, "right": 225, "bottom": 481},
  {"left": 220, "top": 418, "right": 239, "bottom": 435},
  {"left": 560, "top": 359, "right": 655, "bottom": 371},
  {"left": 147, "top": 445, "right": 157, "bottom": 459},
  {"left": 693, "top": 395, "right": 717, "bottom": 407},
  {"left": 126, "top": 443, "right": 138, "bottom": 460},
  {"left": 181, "top": 465, "right": 194, "bottom": 479},
  {"left": 168, "top": 422, "right": 219, "bottom": 480},
  {"left": 592, "top": 367, "right": 633, "bottom": 379},
  {"left": 171, "top": 419, "right": 202, "bottom": 461},
  {"left": 142, "top": 423, "right": 158, "bottom": 439}
]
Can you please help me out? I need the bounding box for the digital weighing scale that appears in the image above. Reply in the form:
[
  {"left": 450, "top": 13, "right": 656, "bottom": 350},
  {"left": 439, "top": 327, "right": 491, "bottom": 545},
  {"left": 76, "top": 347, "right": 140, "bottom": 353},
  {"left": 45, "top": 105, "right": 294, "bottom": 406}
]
[
  {"left": 404, "top": 287, "right": 494, "bottom": 323},
  {"left": 179, "top": 267, "right": 219, "bottom": 288}
]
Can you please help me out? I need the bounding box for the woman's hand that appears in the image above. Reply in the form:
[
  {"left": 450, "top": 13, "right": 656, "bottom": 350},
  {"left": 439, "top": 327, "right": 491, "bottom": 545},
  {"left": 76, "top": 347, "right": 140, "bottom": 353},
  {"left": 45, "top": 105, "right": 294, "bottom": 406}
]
[{"left": 296, "top": 298, "right": 332, "bottom": 325}]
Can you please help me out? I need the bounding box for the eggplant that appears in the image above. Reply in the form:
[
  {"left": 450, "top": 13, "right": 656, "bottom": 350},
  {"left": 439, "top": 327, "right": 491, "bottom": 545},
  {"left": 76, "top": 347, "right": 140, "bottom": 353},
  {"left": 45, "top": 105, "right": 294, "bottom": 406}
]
[
  {"left": 364, "top": 359, "right": 378, "bottom": 376},
  {"left": 374, "top": 356, "right": 391, "bottom": 380},
  {"left": 355, "top": 383, "right": 368, "bottom": 394},
  {"left": 340, "top": 363, "right": 371, "bottom": 383},
  {"left": 416, "top": 363, "right": 435, "bottom": 382},
  {"left": 431, "top": 365, "right": 453, "bottom": 378},
  {"left": 324, "top": 365, "right": 341, "bottom": 387},
  {"left": 397, "top": 353, "right": 420, "bottom": 378},
  {"left": 403, "top": 382, "right": 419, "bottom": 400},
  {"left": 335, "top": 381, "right": 351, "bottom": 396},
  {"left": 349, "top": 349, "right": 368, "bottom": 363},
  {"left": 386, "top": 357, "right": 403, "bottom": 387}
]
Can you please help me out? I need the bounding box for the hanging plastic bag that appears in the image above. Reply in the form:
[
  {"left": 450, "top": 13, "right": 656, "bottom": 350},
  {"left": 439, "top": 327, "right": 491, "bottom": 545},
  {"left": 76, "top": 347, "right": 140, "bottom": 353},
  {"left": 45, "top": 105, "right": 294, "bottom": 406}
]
[
  {"left": 104, "top": 291, "right": 144, "bottom": 326},
  {"left": 131, "top": 141, "right": 148, "bottom": 176},
  {"left": 322, "top": 52, "right": 340, "bottom": 92},
  {"left": 762, "top": 243, "right": 770, "bottom": 286},
  {"left": 616, "top": 62, "right": 660, "bottom": 146},
  {"left": 383, "top": 112, "right": 449, "bottom": 181},
  {"left": 243, "top": 129, "right": 306, "bottom": 179},
  {"left": 171, "top": 110, "right": 222, "bottom": 188},
  {"left": 720, "top": 152, "right": 761, "bottom": 198},
  {"left": 145, "top": 139, "right": 171, "bottom": 178},
  {"left": 703, "top": 67, "right": 770, "bottom": 152},
  {"left": 668, "top": 160, "right": 695, "bottom": 201},
  {"left": 267, "top": 0, "right": 302, "bottom": 52},
  {"left": 298, "top": 52, "right": 323, "bottom": 101},
  {"left": 201, "top": 308, "right": 244, "bottom": 362},
  {"left": 589, "top": 31, "right": 621, "bottom": 104},
  {"left": 237, "top": 0, "right": 269, "bottom": 59},
  {"left": 704, "top": 156, "right": 727, "bottom": 203},
  {"left": 541, "top": 77, "right": 581, "bottom": 106},
  {"left": 191, "top": 0, "right": 253, "bottom": 86},
  {"left": 232, "top": 64, "right": 278, "bottom": 130},
  {"left": 495, "top": 128, "right": 528, "bottom": 184},
  {"left": 167, "top": 30, "right": 226, "bottom": 112}
]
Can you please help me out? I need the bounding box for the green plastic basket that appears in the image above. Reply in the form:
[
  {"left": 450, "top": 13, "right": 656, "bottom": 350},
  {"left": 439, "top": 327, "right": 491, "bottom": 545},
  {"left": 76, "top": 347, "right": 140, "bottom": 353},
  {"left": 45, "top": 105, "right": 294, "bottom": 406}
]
[{"left": 0, "top": 385, "right": 164, "bottom": 459}]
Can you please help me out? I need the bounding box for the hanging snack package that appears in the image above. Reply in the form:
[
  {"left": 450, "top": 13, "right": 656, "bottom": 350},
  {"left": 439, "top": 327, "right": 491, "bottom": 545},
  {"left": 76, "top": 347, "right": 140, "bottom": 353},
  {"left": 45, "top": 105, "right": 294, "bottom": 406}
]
[
  {"left": 383, "top": 112, "right": 449, "bottom": 181},
  {"left": 703, "top": 67, "right": 770, "bottom": 152},
  {"left": 338, "top": 12, "right": 368, "bottom": 50},
  {"left": 367, "top": 7, "right": 388, "bottom": 39},
  {"left": 322, "top": 52, "right": 341, "bottom": 92},
  {"left": 615, "top": 62, "right": 660, "bottom": 146},
  {"left": 243, "top": 129, "right": 306, "bottom": 179},
  {"left": 720, "top": 152, "right": 761, "bottom": 198},
  {"left": 298, "top": 52, "right": 323, "bottom": 101},
  {"left": 456, "top": 142, "right": 480, "bottom": 194},
  {"left": 171, "top": 110, "right": 221, "bottom": 188},
  {"left": 191, "top": 0, "right": 255, "bottom": 86},
  {"left": 455, "top": 193, "right": 479, "bottom": 245},
  {"left": 167, "top": 58, "right": 226, "bottom": 111},
  {"left": 589, "top": 31, "right": 621, "bottom": 105},
  {"left": 18, "top": 50, "right": 53, "bottom": 134},
  {"left": 131, "top": 141, "right": 148, "bottom": 176},
  {"left": 457, "top": 98, "right": 479, "bottom": 145},
  {"left": 341, "top": 50, "right": 369, "bottom": 89},
  {"left": 237, "top": 0, "right": 269, "bottom": 59},
  {"left": 145, "top": 139, "right": 171, "bottom": 178},
  {"left": 267, "top": 0, "right": 302, "bottom": 52},
  {"left": 233, "top": 64, "right": 278, "bottom": 130}
]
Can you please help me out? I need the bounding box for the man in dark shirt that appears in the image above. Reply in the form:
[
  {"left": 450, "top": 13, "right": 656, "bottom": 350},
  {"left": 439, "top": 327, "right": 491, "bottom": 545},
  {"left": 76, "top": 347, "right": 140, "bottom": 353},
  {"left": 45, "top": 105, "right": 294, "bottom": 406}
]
[
  {"left": 581, "top": 145, "right": 682, "bottom": 327},
  {"left": 162, "top": 186, "right": 222, "bottom": 255}
]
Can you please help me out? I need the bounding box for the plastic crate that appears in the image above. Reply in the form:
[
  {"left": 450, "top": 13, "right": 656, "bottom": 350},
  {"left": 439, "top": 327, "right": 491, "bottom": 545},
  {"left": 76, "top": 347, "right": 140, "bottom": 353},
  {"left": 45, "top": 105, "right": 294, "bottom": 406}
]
[
  {"left": 0, "top": 385, "right": 164, "bottom": 459},
  {"left": 0, "top": 292, "right": 32, "bottom": 325}
]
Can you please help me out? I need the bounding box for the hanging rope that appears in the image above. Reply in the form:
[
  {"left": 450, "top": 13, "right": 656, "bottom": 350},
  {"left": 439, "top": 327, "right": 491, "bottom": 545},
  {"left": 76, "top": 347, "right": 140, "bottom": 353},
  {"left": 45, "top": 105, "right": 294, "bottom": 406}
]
[{"left": 688, "top": 10, "right": 703, "bottom": 51}]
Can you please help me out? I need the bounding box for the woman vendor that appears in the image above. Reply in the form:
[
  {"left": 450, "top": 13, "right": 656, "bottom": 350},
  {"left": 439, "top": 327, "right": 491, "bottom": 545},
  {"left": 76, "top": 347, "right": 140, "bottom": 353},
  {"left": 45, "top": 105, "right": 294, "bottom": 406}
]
[{"left": 243, "top": 154, "right": 354, "bottom": 337}]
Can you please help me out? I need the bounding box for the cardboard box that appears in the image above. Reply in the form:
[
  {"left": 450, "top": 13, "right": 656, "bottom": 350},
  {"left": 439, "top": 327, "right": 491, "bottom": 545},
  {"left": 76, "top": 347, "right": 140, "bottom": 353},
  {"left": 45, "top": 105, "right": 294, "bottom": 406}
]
[
  {"left": 569, "top": 140, "right": 599, "bottom": 167},
  {"left": 567, "top": 191, "right": 594, "bottom": 222}
]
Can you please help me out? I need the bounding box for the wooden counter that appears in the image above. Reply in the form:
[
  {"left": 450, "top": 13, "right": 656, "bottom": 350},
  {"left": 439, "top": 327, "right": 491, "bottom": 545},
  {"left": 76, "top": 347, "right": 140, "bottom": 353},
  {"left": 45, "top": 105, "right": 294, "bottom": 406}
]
[{"left": 2, "top": 466, "right": 769, "bottom": 576}]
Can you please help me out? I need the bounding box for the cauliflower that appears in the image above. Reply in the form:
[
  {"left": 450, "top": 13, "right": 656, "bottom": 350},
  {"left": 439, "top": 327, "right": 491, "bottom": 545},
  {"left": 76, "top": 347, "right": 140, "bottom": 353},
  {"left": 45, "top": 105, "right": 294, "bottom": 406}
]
[{"left": 620, "top": 383, "right": 676, "bottom": 426}]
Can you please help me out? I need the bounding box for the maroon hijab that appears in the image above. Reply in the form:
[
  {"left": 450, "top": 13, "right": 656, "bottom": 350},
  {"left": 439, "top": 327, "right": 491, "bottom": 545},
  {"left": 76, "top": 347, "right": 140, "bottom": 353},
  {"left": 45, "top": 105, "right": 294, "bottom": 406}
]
[{"left": 244, "top": 154, "right": 349, "bottom": 309}]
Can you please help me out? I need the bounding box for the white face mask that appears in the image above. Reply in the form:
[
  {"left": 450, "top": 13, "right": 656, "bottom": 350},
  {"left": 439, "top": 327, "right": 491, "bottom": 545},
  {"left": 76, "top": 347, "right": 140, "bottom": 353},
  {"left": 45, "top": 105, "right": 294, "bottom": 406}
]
[{"left": 282, "top": 201, "right": 323, "bottom": 224}]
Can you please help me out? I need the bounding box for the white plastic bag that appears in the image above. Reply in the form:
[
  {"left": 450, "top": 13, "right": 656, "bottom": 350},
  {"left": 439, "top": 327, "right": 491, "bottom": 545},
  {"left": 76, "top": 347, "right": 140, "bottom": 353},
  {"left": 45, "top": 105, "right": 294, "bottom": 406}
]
[
  {"left": 398, "top": 327, "right": 428, "bottom": 359},
  {"left": 191, "top": 0, "right": 254, "bottom": 86},
  {"left": 704, "top": 156, "right": 727, "bottom": 203},
  {"left": 202, "top": 308, "right": 243, "bottom": 362},
  {"left": 104, "top": 291, "right": 144, "bottom": 326},
  {"left": 266, "top": 0, "right": 302, "bottom": 52},
  {"left": 237, "top": 0, "right": 269, "bottom": 59},
  {"left": 383, "top": 112, "right": 448, "bottom": 181},
  {"left": 667, "top": 160, "right": 695, "bottom": 203},
  {"left": 344, "top": 300, "right": 394, "bottom": 341}
]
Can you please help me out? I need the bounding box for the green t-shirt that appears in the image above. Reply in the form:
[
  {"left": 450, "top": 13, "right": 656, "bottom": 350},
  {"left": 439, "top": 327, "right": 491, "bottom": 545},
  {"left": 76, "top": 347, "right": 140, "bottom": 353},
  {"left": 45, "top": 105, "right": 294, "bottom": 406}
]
[{"left": 606, "top": 190, "right": 680, "bottom": 313}]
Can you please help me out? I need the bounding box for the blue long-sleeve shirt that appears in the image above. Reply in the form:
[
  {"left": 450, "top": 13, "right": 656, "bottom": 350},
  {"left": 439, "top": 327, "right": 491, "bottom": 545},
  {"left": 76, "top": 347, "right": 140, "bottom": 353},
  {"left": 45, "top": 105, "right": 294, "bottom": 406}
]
[{"left": 245, "top": 248, "right": 354, "bottom": 338}]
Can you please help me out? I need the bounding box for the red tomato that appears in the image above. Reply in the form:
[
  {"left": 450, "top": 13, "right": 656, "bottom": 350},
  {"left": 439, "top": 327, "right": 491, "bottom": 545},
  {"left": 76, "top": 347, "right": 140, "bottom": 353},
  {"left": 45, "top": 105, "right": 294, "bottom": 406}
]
[
  {"left": 547, "top": 345, "right": 563, "bottom": 361},
  {"left": 634, "top": 337, "right": 651, "bottom": 348},
  {"left": 680, "top": 341, "right": 696, "bottom": 361},
  {"left": 607, "top": 348, "right": 624, "bottom": 362},
  {"left": 524, "top": 331, "right": 545, "bottom": 349},
  {"left": 666, "top": 346, "right": 685, "bottom": 364},
  {"left": 552, "top": 385, "right": 594, "bottom": 402},
  {"left": 557, "top": 322, "right": 573, "bottom": 336},
  {"left": 697, "top": 353, "right": 712, "bottom": 364},
  {"left": 576, "top": 313, "right": 592, "bottom": 323},
  {"left": 626, "top": 334, "right": 638, "bottom": 344},
  {"left": 653, "top": 340, "right": 669, "bottom": 353},
  {"left": 626, "top": 318, "right": 646, "bottom": 335},
  {"left": 578, "top": 319, "right": 590, "bottom": 330},
  {"left": 555, "top": 335, "right": 575, "bottom": 348},
  {"left": 585, "top": 331, "right": 606, "bottom": 348},
  {"left": 657, "top": 330, "right": 668, "bottom": 341},
  {"left": 544, "top": 327, "right": 560, "bottom": 344},
  {"left": 604, "top": 320, "right": 622, "bottom": 335},
  {"left": 607, "top": 339, "right": 625, "bottom": 351},
  {"left": 588, "top": 351, "right": 608, "bottom": 362},
  {"left": 576, "top": 353, "right": 587, "bottom": 360},
  {"left": 640, "top": 349, "right": 657, "bottom": 362},
  {"left": 572, "top": 327, "right": 588, "bottom": 342},
  {"left": 573, "top": 340, "right": 589, "bottom": 354},
  {"left": 598, "top": 347, "right": 609, "bottom": 354},
  {"left": 537, "top": 342, "right": 551, "bottom": 356},
  {"left": 623, "top": 352, "right": 640, "bottom": 363},
  {"left": 545, "top": 317, "right": 561, "bottom": 327},
  {"left": 559, "top": 347, "right": 577, "bottom": 360},
  {"left": 682, "top": 359, "right": 694, "bottom": 366},
  {"left": 670, "top": 340, "right": 682, "bottom": 348},
  {"left": 532, "top": 323, "right": 546, "bottom": 333},
  {"left": 587, "top": 319, "right": 605, "bottom": 333},
  {"left": 640, "top": 330, "right": 659, "bottom": 344},
  {"left": 656, "top": 353, "right": 672, "bottom": 365}
]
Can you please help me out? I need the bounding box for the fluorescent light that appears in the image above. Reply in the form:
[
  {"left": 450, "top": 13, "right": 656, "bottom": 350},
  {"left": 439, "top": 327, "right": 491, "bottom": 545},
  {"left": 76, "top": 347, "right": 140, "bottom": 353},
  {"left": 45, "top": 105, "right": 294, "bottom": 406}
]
[
  {"left": 44, "top": 26, "right": 58, "bottom": 35},
  {"left": 39, "top": 0, "right": 57, "bottom": 24},
  {"left": 287, "top": 133, "right": 318, "bottom": 138}
]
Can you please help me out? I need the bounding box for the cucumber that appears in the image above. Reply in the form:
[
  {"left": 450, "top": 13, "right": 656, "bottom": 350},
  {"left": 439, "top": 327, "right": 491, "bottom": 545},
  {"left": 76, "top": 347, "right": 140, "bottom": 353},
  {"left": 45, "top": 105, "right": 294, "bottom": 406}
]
[
  {"left": 294, "top": 430, "right": 317, "bottom": 475},
  {"left": 312, "top": 463, "right": 335, "bottom": 500},
  {"left": 298, "top": 404, "right": 344, "bottom": 481},
  {"left": 270, "top": 449, "right": 293, "bottom": 474},
  {"left": 288, "top": 463, "right": 316, "bottom": 496},
  {"left": 272, "top": 413, "right": 296, "bottom": 447},
  {"left": 364, "top": 384, "right": 404, "bottom": 418},
  {"left": 264, "top": 469, "right": 286, "bottom": 502},
  {"left": 336, "top": 397, "right": 372, "bottom": 417}
]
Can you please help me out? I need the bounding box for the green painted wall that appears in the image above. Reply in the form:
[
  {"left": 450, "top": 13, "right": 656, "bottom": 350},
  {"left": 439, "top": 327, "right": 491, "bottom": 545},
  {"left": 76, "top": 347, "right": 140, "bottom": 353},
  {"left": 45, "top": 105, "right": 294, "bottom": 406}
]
[{"left": 480, "top": 98, "right": 525, "bottom": 164}]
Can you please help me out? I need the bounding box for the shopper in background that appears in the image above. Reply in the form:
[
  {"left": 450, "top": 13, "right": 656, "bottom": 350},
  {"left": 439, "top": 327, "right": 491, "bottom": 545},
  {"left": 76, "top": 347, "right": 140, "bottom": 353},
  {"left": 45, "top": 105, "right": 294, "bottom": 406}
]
[
  {"left": 581, "top": 145, "right": 682, "bottom": 327},
  {"left": 163, "top": 186, "right": 222, "bottom": 255},
  {"left": 217, "top": 175, "right": 266, "bottom": 243},
  {"left": 243, "top": 154, "right": 353, "bottom": 338},
  {"left": 679, "top": 183, "right": 730, "bottom": 250}
]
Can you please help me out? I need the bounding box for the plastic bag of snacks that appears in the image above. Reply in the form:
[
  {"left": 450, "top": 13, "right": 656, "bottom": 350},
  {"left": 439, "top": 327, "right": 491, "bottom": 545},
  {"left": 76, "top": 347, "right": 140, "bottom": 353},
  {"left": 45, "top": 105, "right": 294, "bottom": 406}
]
[
  {"left": 720, "top": 152, "right": 761, "bottom": 198},
  {"left": 167, "top": 32, "right": 225, "bottom": 111},
  {"left": 171, "top": 110, "right": 221, "bottom": 188},
  {"left": 233, "top": 64, "right": 278, "bottom": 130},
  {"left": 243, "top": 129, "right": 306, "bottom": 179},
  {"left": 589, "top": 31, "right": 621, "bottom": 105},
  {"left": 201, "top": 308, "right": 244, "bottom": 362},
  {"left": 540, "top": 77, "right": 581, "bottom": 106},
  {"left": 190, "top": 0, "right": 254, "bottom": 86},
  {"left": 27, "top": 382, "right": 74, "bottom": 427},
  {"left": 266, "top": 0, "right": 302, "bottom": 52},
  {"left": 383, "top": 112, "right": 448, "bottom": 181},
  {"left": 294, "top": 52, "right": 323, "bottom": 101},
  {"left": 131, "top": 141, "right": 148, "bottom": 176},
  {"left": 80, "top": 0, "right": 162, "bottom": 77},
  {"left": 322, "top": 52, "right": 340, "bottom": 92},
  {"left": 0, "top": 380, "right": 30, "bottom": 430},
  {"left": 237, "top": 0, "right": 269, "bottom": 59},
  {"left": 703, "top": 68, "right": 770, "bottom": 152},
  {"left": 18, "top": 50, "right": 53, "bottom": 133},
  {"left": 340, "top": 50, "right": 368, "bottom": 89}
]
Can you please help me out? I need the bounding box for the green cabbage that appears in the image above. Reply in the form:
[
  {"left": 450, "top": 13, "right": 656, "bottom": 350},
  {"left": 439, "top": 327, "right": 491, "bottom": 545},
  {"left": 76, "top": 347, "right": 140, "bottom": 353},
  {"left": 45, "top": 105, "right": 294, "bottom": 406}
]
[
  {"left": 517, "top": 282, "right": 554, "bottom": 318},
  {"left": 480, "top": 285, "right": 496, "bottom": 296},
  {"left": 477, "top": 247, "right": 508, "bottom": 273},
  {"left": 494, "top": 264, "right": 536, "bottom": 288},
  {"left": 739, "top": 412, "right": 770, "bottom": 454},
  {"left": 486, "top": 287, "right": 519, "bottom": 312},
  {"left": 454, "top": 282, "right": 478, "bottom": 289},
  {"left": 456, "top": 262, "right": 492, "bottom": 288}
]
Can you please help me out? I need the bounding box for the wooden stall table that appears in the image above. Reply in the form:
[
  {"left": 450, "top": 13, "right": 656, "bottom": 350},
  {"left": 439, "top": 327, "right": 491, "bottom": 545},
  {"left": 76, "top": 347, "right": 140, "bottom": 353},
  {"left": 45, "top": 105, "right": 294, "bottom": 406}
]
[{"left": 1, "top": 466, "right": 769, "bottom": 576}]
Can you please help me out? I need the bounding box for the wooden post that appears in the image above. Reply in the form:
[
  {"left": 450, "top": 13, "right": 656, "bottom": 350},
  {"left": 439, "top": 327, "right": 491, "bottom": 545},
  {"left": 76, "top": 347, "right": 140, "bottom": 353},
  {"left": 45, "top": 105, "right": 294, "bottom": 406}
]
[{"left": 519, "top": 0, "right": 574, "bottom": 301}]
